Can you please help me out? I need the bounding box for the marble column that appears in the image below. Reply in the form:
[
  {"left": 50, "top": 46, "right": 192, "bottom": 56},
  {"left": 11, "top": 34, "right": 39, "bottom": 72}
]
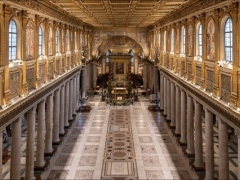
[
  {"left": 194, "top": 101, "right": 203, "bottom": 167},
  {"left": 59, "top": 85, "right": 65, "bottom": 135},
  {"left": 163, "top": 76, "right": 167, "bottom": 115},
  {"left": 64, "top": 82, "right": 69, "bottom": 127},
  {"left": 72, "top": 76, "right": 77, "bottom": 115},
  {"left": 76, "top": 74, "right": 80, "bottom": 109},
  {"left": 180, "top": 89, "right": 187, "bottom": 144},
  {"left": 218, "top": 119, "right": 229, "bottom": 179},
  {"left": 53, "top": 89, "right": 60, "bottom": 143},
  {"left": 69, "top": 79, "right": 73, "bottom": 120},
  {"left": 0, "top": 131, "right": 3, "bottom": 180},
  {"left": 35, "top": 100, "right": 45, "bottom": 166},
  {"left": 45, "top": 94, "right": 53, "bottom": 153},
  {"left": 166, "top": 79, "right": 171, "bottom": 120},
  {"left": 205, "top": 108, "right": 214, "bottom": 179},
  {"left": 186, "top": 94, "right": 194, "bottom": 154},
  {"left": 160, "top": 73, "right": 164, "bottom": 110},
  {"left": 10, "top": 118, "right": 21, "bottom": 180},
  {"left": 170, "top": 82, "right": 175, "bottom": 127},
  {"left": 81, "top": 69, "right": 86, "bottom": 98},
  {"left": 26, "top": 108, "right": 36, "bottom": 179},
  {"left": 237, "top": 131, "right": 240, "bottom": 179},
  {"left": 175, "top": 85, "right": 181, "bottom": 135}
]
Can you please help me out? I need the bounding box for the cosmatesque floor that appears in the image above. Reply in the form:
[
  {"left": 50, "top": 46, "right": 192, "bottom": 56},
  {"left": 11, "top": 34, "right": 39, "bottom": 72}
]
[{"left": 2, "top": 96, "right": 238, "bottom": 179}]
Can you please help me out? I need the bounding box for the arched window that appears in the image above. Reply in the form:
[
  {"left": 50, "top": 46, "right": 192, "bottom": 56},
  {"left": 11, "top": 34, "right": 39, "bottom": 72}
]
[
  {"left": 9, "top": 20, "right": 17, "bottom": 60},
  {"left": 164, "top": 30, "right": 166, "bottom": 51},
  {"left": 38, "top": 26, "right": 43, "bottom": 56},
  {"left": 66, "top": 31, "right": 69, "bottom": 51},
  {"left": 106, "top": 49, "right": 111, "bottom": 62},
  {"left": 171, "top": 28, "right": 174, "bottom": 52},
  {"left": 182, "top": 27, "right": 186, "bottom": 54},
  {"left": 225, "top": 18, "right": 232, "bottom": 62},
  {"left": 129, "top": 50, "right": 134, "bottom": 62},
  {"left": 55, "top": 29, "right": 58, "bottom": 53},
  {"left": 198, "top": 24, "right": 202, "bottom": 56}
]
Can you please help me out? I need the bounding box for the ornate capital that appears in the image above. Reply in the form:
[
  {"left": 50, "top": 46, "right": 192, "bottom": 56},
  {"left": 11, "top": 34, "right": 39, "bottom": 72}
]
[
  {"left": 22, "top": 10, "right": 28, "bottom": 21},
  {"left": 3, "top": 4, "right": 12, "bottom": 17},
  {"left": 213, "top": 8, "right": 219, "bottom": 19},
  {"left": 35, "top": 14, "right": 42, "bottom": 26},
  {"left": 53, "top": 21, "right": 59, "bottom": 29}
]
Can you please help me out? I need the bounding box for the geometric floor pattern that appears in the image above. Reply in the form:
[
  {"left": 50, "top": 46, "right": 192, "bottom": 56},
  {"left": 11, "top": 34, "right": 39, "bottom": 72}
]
[{"left": 40, "top": 96, "right": 198, "bottom": 179}]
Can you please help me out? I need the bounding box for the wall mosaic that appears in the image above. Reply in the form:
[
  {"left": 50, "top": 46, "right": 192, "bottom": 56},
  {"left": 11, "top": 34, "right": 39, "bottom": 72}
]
[
  {"left": 92, "top": 28, "right": 148, "bottom": 56},
  {"left": 221, "top": 74, "right": 231, "bottom": 103},
  {"left": 39, "top": 64, "right": 45, "bottom": 84},
  {"left": 196, "top": 66, "right": 201, "bottom": 86},
  {"left": 26, "top": 68, "right": 34, "bottom": 90},
  {"left": 49, "top": 62, "right": 53, "bottom": 79},
  {"left": 207, "top": 19, "right": 215, "bottom": 61},
  {"left": 187, "top": 62, "right": 192, "bottom": 81},
  {"left": 181, "top": 61, "right": 185, "bottom": 77},
  {"left": 48, "top": 27, "right": 53, "bottom": 55},
  {"left": 26, "top": 21, "right": 34, "bottom": 60},
  {"left": 206, "top": 69, "right": 214, "bottom": 92},
  {"left": 188, "top": 24, "right": 193, "bottom": 56},
  {"left": 9, "top": 72, "right": 20, "bottom": 99}
]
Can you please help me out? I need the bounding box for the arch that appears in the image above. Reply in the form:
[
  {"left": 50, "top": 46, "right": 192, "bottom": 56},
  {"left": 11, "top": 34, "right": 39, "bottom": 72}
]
[
  {"left": 181, "top": 25, "right": 186, "bottom": 54},
  {"left": 195, "top": 21, "right": 202, "bottom": 57},
  {"left": 55, "top": 28, "right": 59, "bottom": 53}
]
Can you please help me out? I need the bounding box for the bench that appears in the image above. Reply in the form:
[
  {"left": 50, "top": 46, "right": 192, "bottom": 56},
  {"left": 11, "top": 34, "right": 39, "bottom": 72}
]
[
  {"left": 148, "top": 105, "right": 160, "bottom": 112},
  {"left": 78, "top": 105, "right": 91, "bottom": 112}
]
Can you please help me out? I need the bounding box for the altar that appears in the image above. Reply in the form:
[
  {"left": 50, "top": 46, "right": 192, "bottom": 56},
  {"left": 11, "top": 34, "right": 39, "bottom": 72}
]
[{"left": 111, "top": 87, "right": 128, "bottom": 101}]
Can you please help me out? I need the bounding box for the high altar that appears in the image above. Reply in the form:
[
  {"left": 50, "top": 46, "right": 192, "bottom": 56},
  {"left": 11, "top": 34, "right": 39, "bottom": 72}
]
[{"left": 107, "top": 54, "right": 133, "bottom": 101}]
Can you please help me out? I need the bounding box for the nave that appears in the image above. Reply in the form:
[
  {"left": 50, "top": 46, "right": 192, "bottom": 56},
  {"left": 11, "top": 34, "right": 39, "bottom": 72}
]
[{"left": 1, "top": 95, "right": 239, "bottom": 179}]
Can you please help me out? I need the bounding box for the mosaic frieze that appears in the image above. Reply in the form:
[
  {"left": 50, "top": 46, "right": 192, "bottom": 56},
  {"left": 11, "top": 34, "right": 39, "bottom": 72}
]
[
  {"left": 187, "top": 62, "right": 192, "bottom": 81},
  {"left": 9, "top": 72, "right": 20, "bottom": 99},
  {"left": 49, "top": 62, "right": 53, "bottom": 79},
  {"left": 206, "top": 69, "right": 214, "bottom": 92},
  {"left": 56, "top": 60, "right": 60, "bottom": 76},
  {"left": 181, "top": 61, "right": 185, "bottom": 77},
  {"left": 196, "top": 66, "right": 201, "bottom": 86},
  {"left": 39, "top": 64, "right": 45, "bottom": 84},
  {"left": 221, "top": 74, "right": 231, "bottom": 103},
  {"left": 26, "top": 68, "right": 34, "bottom": 90}
]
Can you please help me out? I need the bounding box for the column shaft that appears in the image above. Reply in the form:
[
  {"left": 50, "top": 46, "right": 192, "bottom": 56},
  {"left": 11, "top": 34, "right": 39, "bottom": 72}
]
[
  {"left": 160, "top": 74, "right": 164, "bottom": 110},
  {"left": 36, "top": 101, "right": 45, "bottom": 166},
  {"left": 205, "top": 109, "right": 214, "bottom": 179},
  {"left": 64, "top": 82, "right": 69, "bottom": 127},
  {"left": 45, "top": 95, "right": 53, "bottom": 153},
  {"left": 59, "top": 86, "right": 65, "bottom": 134},
  {"left": 166, "top": 79, "right": 171, "bottom": 120},
  {"left": 163, "top": 76, "right": 167, "bottom": 115},
  {"left": 218, "top": 119, "right": 229, "bottom": 179},
  {"left": 186, "top": 95, "right": 194, "bottom": 154},
  {"left": 10, "top": 119, "right": 21, "bottom": 180},
  {"left": 53, "top": 89, "right": 60, "bottom": 143},
  {"left": 170, "top": 82, "right": 175, "bottom": 127},
  {"left": 0, "top": 132, "right": 2, "bottom": 180},
  {"left": 194, "top": 101, "right": 203, "bottom": 166},
  {"left": 175, "top": 85, "right": 181, "bottom": 134},
  {"left": 73, "top": 77, "right": 77, "bottom": 115},
  {"left": 180, "top": 90, "right": 186, "bottom": 143},
  {"left": 69, "top": 79, "right": 73, "bottom": 120},
  {"left": 26, "top": 108, "right": 35, "bottom": 179}
]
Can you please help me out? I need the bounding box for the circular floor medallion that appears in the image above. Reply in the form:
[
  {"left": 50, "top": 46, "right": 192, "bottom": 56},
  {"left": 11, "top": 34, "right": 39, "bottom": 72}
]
[{"left": 114, "top": 133, "right": 125, "bottom": 138}]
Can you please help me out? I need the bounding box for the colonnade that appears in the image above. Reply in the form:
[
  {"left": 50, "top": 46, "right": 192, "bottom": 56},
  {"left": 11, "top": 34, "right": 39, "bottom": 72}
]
[
  {"left": 160, "top": 72, "right": 236, "bottom": 179},
  {"left": 0, "top": 73, "right": 81, "bottom": 179}
]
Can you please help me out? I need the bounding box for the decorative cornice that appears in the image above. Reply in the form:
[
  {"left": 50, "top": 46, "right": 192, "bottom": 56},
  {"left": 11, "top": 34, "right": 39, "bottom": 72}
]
[
  {"left": 7, "top": 0, "right": 82, "bottom": 27},
  {"left": 0, "top": 66, "right": 81, "bottom": 127},
  {"left": 160, "top": 67, "right": 240, "bottom": 129}
]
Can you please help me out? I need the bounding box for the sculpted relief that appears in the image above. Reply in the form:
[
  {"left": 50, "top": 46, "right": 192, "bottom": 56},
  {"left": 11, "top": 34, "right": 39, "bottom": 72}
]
[
  {"left": 48, "top": 27, "right": 53, "bottom": 55},
  {"left": 188, "top": 24, "right": 193, "bottom": 56},
  {"left": 26, "top": 21, "right": 34, "bottom": 59}
]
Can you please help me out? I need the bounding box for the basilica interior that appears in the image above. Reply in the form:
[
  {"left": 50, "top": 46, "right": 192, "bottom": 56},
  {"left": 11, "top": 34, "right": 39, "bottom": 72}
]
[{"left": 0, "top": 0, "right": 239, "bottom": 179}]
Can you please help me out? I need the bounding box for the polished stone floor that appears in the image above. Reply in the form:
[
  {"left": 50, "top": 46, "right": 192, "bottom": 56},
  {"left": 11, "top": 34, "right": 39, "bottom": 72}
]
[{"left": 1, "top": 95, "right": 238, "bottom": 179}]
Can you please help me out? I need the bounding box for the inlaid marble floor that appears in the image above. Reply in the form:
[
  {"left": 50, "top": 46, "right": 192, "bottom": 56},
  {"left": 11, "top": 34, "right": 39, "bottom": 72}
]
[{"left": 40, "top": 97, "right": 198, "bottom": 179}]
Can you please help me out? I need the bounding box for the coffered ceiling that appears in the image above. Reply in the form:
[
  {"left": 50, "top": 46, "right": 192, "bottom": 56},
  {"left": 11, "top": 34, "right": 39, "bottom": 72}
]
[{"left": 50, "top": 0, "right": 189, "bottom": 27}]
